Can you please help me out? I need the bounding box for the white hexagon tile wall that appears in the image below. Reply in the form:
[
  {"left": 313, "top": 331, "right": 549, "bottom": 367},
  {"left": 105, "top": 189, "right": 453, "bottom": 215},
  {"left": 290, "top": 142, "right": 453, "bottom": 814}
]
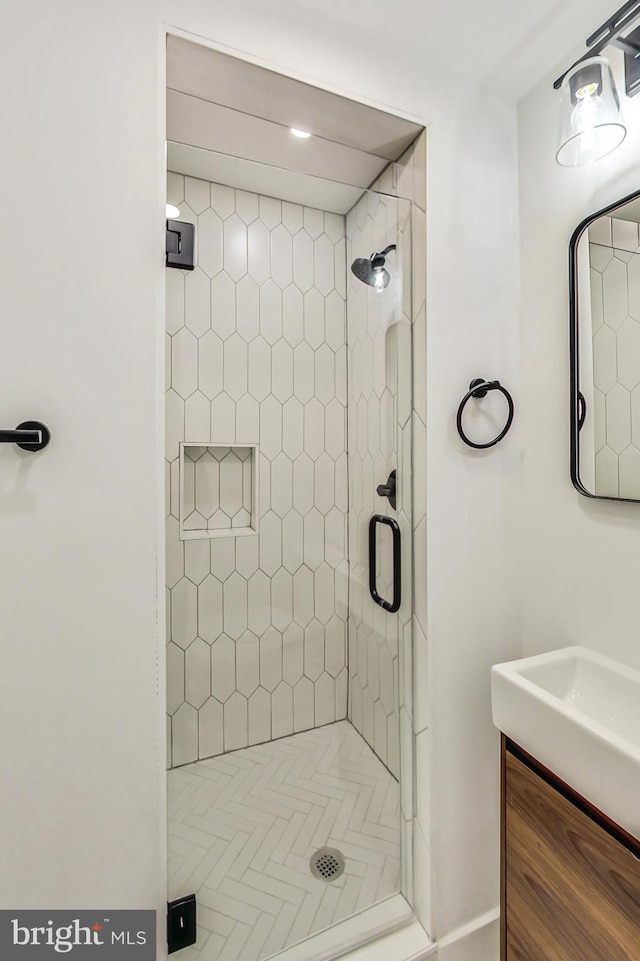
[
  {"left": 589, "top": 216, "right": 640, "bottom": 499},
  {"left": 165, "top": 174, "right": 350, "bottom": 767}
]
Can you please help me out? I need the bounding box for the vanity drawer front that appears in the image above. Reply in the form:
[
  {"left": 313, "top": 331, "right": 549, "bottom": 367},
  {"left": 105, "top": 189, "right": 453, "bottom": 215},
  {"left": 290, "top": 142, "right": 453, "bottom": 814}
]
[{"left": 504, "top": 749, "right": 640, "bottom": 961}]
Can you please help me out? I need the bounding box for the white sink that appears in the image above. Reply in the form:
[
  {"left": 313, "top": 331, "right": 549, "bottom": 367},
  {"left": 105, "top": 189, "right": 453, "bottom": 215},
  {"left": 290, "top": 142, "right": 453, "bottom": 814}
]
[{"left": 492, "top": 645, "right": 640, "bottom": 840}]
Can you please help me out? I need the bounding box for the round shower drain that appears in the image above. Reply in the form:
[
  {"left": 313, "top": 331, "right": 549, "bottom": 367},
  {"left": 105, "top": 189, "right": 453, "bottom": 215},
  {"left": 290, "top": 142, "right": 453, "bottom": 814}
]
[{"left": 310, "top": 847, "right": 345, "bottom": 882}]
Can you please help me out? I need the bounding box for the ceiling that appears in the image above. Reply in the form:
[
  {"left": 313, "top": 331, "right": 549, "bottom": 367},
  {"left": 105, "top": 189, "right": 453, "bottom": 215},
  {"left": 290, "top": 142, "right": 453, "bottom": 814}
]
[{"left": 166, "top": 35, "right": 423, "bottom": 214}]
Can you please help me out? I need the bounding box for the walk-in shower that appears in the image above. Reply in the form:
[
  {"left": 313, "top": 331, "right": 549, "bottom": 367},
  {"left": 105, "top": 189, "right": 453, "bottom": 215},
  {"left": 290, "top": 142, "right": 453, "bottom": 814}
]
[{"left": 164, "top": 32, "right": 428, "bottom": 961}]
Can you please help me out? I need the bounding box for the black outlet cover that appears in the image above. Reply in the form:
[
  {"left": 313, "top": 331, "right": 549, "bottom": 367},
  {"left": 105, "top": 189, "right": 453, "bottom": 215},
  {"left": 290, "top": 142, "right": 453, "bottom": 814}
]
[{"left": 167, "top": 894, "right": 197, "bottom": 954}]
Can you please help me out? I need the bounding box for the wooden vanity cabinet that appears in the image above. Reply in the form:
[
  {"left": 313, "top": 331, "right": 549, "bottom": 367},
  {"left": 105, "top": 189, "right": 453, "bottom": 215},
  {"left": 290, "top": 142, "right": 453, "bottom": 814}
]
[{"left": 501, "top": 736, "right": 640, "bottom": 961}]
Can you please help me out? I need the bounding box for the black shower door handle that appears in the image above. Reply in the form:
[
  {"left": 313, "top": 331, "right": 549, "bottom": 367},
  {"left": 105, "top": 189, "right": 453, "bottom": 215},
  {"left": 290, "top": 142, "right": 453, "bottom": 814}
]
[{"left": 368, "top": 514, "right": 401, "bottom": 613}]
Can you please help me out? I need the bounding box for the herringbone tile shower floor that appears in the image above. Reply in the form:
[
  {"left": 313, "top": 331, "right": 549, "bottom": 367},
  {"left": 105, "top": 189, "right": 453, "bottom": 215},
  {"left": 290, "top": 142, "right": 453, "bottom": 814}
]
[{"left": 167, "top": 720, "right": 400, "bottom": 961}]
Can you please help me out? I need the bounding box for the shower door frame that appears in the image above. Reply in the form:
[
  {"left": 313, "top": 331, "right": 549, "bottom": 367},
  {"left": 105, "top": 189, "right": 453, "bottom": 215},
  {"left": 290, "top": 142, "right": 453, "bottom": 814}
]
[{"left": 156, "top": 22, "right": 430, "bottom": 960}]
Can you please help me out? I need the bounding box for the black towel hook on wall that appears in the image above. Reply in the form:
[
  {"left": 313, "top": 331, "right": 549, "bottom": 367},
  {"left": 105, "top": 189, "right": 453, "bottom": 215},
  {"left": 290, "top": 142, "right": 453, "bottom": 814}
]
[
  {"left": 0, "top": 421, "right": 51, "bottom": 452},
  {"left": 456, "top": 378, "right": 514, "bottom": 449}
]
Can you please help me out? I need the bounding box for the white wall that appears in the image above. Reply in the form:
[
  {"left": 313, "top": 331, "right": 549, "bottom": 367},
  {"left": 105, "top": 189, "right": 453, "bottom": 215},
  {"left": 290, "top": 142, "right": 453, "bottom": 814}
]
[
  {"left": 519, "top": 47, "right": 640, "bottom": 673},
  {"left": 0, "top": 0, "right": 521, "bottom": 951}
]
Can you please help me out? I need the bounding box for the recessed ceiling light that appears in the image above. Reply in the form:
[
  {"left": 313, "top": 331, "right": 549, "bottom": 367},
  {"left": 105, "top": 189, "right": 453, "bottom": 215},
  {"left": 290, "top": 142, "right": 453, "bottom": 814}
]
[
  {"left": 166, "top": 203, "right": 180, "bottom": 218},
  {"left": 290, "top": 128, "right": 311, "bottom": 139}
]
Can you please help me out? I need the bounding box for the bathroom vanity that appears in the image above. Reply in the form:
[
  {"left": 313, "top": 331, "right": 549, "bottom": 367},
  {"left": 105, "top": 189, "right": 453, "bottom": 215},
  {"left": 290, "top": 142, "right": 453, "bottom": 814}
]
[
  {"left": 492, "top": 647, "right": 640, "bottom": 961},
  {"left": 501, "top": 736, "right": 640, "bottom": 960}
]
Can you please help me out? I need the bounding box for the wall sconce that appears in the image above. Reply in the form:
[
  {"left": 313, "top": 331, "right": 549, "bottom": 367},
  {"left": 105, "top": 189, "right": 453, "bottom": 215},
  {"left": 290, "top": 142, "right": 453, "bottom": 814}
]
[
  {"left": 554, "top": 0, "right": 640, "bottom": 166},
  {"left": 556, "top": 56, "right": 626, "bottom": 166}
]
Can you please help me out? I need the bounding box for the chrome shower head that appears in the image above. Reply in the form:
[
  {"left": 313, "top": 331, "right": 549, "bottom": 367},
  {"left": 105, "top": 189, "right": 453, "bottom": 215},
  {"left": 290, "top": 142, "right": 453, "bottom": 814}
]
[{"left": 350, "top": 244, "right": 396, "bottom": 292}]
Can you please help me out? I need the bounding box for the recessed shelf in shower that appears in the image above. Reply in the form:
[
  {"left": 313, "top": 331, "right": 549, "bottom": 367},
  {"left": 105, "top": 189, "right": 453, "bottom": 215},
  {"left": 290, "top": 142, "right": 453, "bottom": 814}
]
[{"left": 178, "top": 442, "right": 258, "bottom": 540}]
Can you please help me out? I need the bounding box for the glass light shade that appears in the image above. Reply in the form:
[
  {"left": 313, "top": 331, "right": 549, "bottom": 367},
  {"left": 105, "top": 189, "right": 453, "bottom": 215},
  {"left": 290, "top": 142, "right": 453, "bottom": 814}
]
[{"left": 556, "top": 56, "right": 626, "bottom": 167}]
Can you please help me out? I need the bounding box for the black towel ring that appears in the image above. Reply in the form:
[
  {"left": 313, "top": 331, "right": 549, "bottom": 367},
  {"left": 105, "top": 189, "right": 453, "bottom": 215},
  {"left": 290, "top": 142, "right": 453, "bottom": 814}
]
[{"left": 456, "top": 378, "right": 514, "bottom": 449}]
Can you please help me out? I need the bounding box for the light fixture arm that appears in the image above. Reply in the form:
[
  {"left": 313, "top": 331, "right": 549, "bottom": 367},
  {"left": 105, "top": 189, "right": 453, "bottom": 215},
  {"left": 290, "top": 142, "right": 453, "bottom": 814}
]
[{"left": 554, "top": 0, "right": 640, "bottom": 96}]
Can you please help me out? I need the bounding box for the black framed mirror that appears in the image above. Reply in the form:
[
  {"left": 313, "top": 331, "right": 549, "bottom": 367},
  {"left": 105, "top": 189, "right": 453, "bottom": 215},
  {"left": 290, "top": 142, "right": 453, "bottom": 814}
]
[{"left": 570, "top": 188, "right": 640, "bottom": 501}]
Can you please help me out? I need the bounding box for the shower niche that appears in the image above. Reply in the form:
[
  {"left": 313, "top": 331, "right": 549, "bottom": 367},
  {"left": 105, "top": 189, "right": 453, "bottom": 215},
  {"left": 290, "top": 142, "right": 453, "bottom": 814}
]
[
  {"left": 164, "top": 31, "right": 428, "bottom": 961},
  {"left": 179, "top": 443, "right": 258, "bottom": 539}
]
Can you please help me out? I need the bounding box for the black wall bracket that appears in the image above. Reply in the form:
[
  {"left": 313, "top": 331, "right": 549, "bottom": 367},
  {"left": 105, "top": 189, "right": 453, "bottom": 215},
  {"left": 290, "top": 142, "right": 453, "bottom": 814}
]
[
  {"left": 166, "top": 219, "right": 195, "bottom": 270},
  {"left": 554, "top": 1, "right": 640, "bottom": 95},
  {"left": 167, "top": 894, "right": 196, "bottom": 954}
]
